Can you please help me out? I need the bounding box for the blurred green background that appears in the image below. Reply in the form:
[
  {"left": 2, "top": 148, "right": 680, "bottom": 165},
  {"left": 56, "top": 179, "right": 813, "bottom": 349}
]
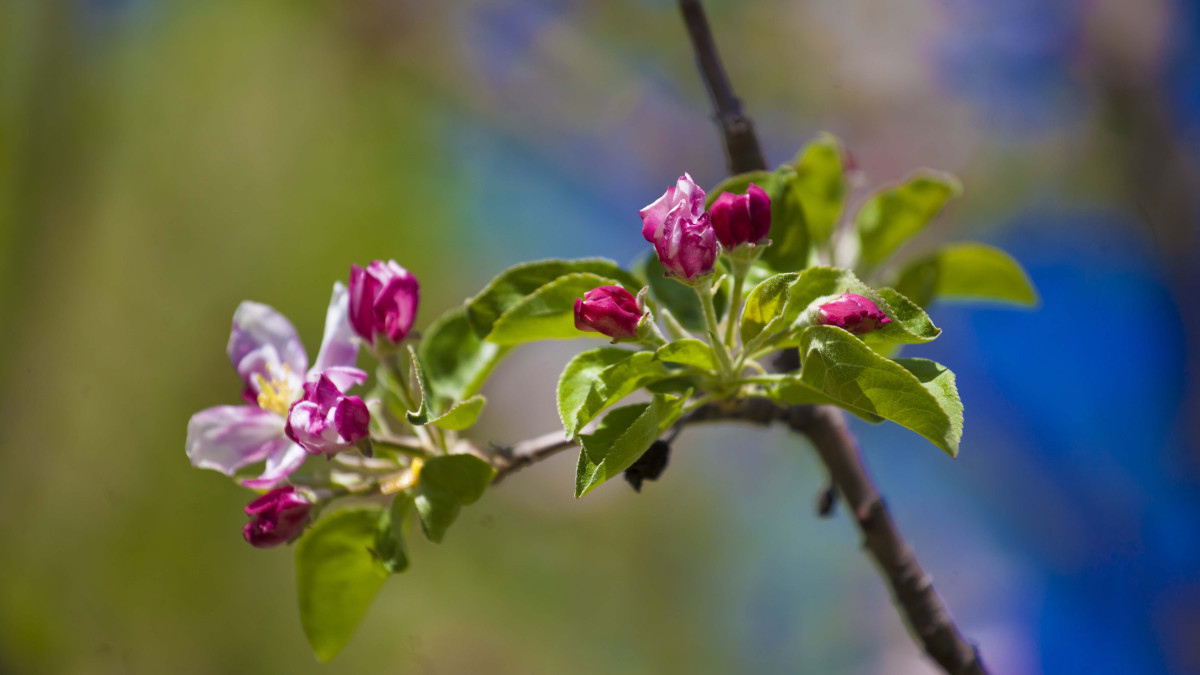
[{"left": 2, "top": 0, "right": 1198, "bottom": 673}]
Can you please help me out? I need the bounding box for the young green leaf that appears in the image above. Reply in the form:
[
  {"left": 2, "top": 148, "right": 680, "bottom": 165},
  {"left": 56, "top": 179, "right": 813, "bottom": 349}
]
[
  {"left": 655, "top": 338, "right": 717, "bottom": 370},
  {"left": 466, "top": 258, "right": 641, "bottom": 338},
  {"left": 741, "top": 267, "right": 939, "bottom": 351},
  {"left": 575, "top": 393, "right": 686, "bottom": 498},
  {"left": 557, "top": 347, "right": 670, "bottom": 438},
  {"left": 758, "top": 168, "right": 813, "bottom": 273},
  {"left": 797, "top": 325, "right": 963, "bottom": 455},
  {"left": 414, "top": 454, "right": 496, "bottom": 543},
  {"left": 374, "top": 494, "right": 414, "bottom": 574},
  {"left": 420, "top": 306, "right": 510, "bottom": 402},
  {"left": 856, "top": 172, "right": 962, "bottom": 265},
  {"left": 487, "top": 272, "right": 631, "bottom": 345},
  {"left": 296, "top": 509, "right": 391, "bottom": 662},
  {"left": 862, "top": 287, "right": 941, "bottom": 348},
  {"left": 428, "top": 395, "right": 486, "bottom": 431},
  {"left": 761, "top": 374, "right": 883, "bottom": 424},
  {"left": 893, "top": 242, "right": 1037, "bottom": 307},
  {"left": 740, "top": 272, "right": 798, "bottom": 345},
  {"left": 790, "top": 132, "right": 846, "bottom": 246},
  {"left": 403, "top": 345, "right": 434, "bottom": 426}
]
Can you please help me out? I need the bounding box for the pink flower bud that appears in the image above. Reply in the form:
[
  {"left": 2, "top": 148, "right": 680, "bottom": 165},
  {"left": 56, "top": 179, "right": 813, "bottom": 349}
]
[
  {"left": 640, "top": 174, "right": 717, "bottom": 282},
  {"left": 640, "top": 173, "right": 706, "bottom": 246},
  {"left": 655, "top": 213, "right": 717, "bottom": 282},
  {"left": 574, "top": 285, "right": 644, "bottom": 342},
  {"left": 285, "top": 374, "right": 370, "bottom": 457},
  {"left": 709, "top": 184, "right": 771, "bottom": 249},
  {"left": 816, "top": 293, "right": 893, "bottom": 335},
  {"left": 243, "top": 486, "right": 312, "bottom": 548},
  {"left": 348, "top": 261, "right": 420, "bottom": 346}
]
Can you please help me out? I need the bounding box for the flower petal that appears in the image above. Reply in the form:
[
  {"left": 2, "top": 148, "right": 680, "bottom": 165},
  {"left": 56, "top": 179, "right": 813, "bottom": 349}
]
[
  {"left": 227, "top": 301, "right": 309, "bottom": 391},
  {"left": 312, "top": 282, "right": 360, "bottom": 373},
  {"left": 242, "top": 442, "right": 308, "bottom": 490},
  {"left": 186, "top": 405, "right": 287, "bottom": 475},
  {"left": 315, "top": 366, "right": 368, "bottom": 393}
]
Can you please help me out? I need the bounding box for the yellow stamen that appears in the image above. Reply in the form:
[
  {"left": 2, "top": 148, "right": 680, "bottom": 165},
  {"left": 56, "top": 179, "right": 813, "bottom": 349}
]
[
  {"left": 379, "top": 457, "right": 424, "bottom": 495},
  {"left": 255, "top": 365, "right": 297, "bottom": 417}
]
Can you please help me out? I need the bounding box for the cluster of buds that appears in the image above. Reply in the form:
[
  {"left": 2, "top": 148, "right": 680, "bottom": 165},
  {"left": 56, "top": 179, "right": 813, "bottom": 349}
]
[
  {"left": 188, "top": 259, "right": 423, "bottom": 548},
  {"left": 639, "top": 173, "right": 771, "bottom": 282}
]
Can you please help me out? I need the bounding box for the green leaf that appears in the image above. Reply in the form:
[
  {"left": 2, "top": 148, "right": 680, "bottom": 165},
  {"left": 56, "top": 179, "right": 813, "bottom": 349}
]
[
  {"left": 893, "top": 242, "right": 1037, "bottom": 307},
  {"left": 296, "top": 509, "right": 390, "bottom": 662},
  {"left": 655, "top": 338, "right": 716, "bottom": 370},
  {"left": 895, "top": 357, "right": 964, "bottom": 451},
  {"left": 428, "top": 395, "right": 486, "bottom": 431},
  {"left": 487, "top": 273, "right": 629, "bottom": 345},
  {"left": 740, "top": 272, "right": 798, "bottom": 346},
  {"left": 740, "top": 267, "right": 940, "bottom": 351},
  {"left": 791, "top": 132, "right": 846, "bottom": 246},
  {"left": 862, "top": 287, "right": 941, "bottom": 348},
  {"left": 401, "top": 345, "right": 488, "bottom": 430},
  {"left": 403, "top": 345, "right": 434, "bottom": 426},
  {"left": 557, "top": 347, "right": 669, "bottom": 438},
  {"left": 466, "top": 258, "right": 641, "bottom": 338},
  {"left": 414, "top": 454, "right": 496, "bottom": 543},
  {"left": 758, "top": 168, "right": 812, "bottom": 273},
  {"left": 856, "top": 172, "right": 962, "bottom": 265},
  {"left": 575, "top": 394, "right": 686, "bottom": 497},
  {"left": 420, "top": 306, "right": 510, "bottom": 402},
  {"left": 640, "top": 253, "right": 728, "bottom": 332},
  {"left": 797, "top": 325, "right": 963, "bottom": 455},
  {"left": 374, "top": 494, "right": 413, "bottom": 574}
]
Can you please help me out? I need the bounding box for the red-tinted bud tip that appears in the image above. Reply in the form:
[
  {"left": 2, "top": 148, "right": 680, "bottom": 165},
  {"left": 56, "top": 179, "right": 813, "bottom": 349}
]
[
  {"left": 709, "top": 183, "right": 771, "bottom": 249},
  {"left": 348, "top": 260, "right": 420, "bottom": 346},
  {"left": 574, "top": 285, "right": 644, "bottom": 342},
  {"left": 816, "top": 293, "right": 893, "bottom": 335},
  {"left": 242, "top": 486, "right": 313, "bottom": 548}
]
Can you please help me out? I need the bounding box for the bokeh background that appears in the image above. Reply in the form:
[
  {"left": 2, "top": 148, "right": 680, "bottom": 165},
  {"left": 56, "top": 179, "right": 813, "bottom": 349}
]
[{"left": 2, "top": 0, "right": 1198, "bottom": 673}]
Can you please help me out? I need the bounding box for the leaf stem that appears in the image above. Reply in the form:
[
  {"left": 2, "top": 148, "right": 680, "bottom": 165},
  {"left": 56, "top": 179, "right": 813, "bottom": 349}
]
[
  {"left": 378, "top": 349, "right": 441, "bottom": 453},
  {"left": 696, "top": 278, "right": 734, "bottom": 380},
  {"left": 723, "top": 264, "right": 746, "bottom": 350}
]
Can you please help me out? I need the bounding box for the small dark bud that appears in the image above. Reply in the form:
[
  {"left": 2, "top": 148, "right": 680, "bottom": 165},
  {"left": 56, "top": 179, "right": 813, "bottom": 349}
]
[
  {"left": 816, "top": 484, "right": 837, "bottom": 518},
  {"left": 624, "top": 440, "right": 672, "bottom": 492}
]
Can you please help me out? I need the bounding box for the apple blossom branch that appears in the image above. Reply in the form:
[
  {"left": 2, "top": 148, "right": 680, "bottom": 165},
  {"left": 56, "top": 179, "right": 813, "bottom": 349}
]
[
  {"left": 676, "top": 1, "right": 988, "bottom": 672},
  {"left": 486, "top": 2, "right": 988, "bottom": 674}
]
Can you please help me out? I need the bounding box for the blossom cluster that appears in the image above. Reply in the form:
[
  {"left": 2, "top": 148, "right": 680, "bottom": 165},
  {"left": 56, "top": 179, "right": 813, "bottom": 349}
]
[
  {"left": 574, "top": 174, "right": 889, "bottom": 342},
  {"left": 186, "top": 261, "right": 420, "bottom": 547}
]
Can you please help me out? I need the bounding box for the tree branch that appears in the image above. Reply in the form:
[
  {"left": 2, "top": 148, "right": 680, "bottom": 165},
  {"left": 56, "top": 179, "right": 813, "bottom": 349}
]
[
  {"left": 483, "top": 399, "right": 985, "bottom": 674},
  {"left": 485, "top": 3, "right": 989, "bottom": 673},
  {"left": 673, "top": 1, "right": 988, "bottom": 671},
  {"left": 678, "top": 0, "right": 767, "bottom": 174}
]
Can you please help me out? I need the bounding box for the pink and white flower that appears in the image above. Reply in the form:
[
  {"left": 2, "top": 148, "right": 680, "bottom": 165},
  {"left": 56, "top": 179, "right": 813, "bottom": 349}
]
[{"left": 185, "top": 283, "right": 368, "bottom": 489}]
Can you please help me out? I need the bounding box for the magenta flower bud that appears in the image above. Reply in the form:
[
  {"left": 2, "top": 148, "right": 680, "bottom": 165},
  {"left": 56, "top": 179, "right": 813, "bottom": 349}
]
[
  {"left": 574, "top": 285, "right": 644, "bottom": 342},
  {"left": 816, "top": 293, "right": 893, "bottom": 335},
  {"left": 285, "top": 374, "right": 370, "bottom": 457},
  {"left": 709, "top": 183, "right": 771, "bottom": 249},
  {"left": 639, "top": 173, "right": 707, "bottom": 246},
  {"left": 641, "top": 174, "right": 717, "bottom": 282},
  {"left": 655, "top": 212, "right": 717, "bottom": 282},
  {"left": 243, "top": 486, "right": 312, "bottom": 548},
  {"left": 348, "top": 260, "right": 420, "bottom": 346}
]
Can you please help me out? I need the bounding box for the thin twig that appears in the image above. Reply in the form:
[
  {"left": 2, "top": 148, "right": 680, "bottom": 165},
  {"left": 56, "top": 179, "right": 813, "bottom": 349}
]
[
  {"left": 483, "top": 399, "right": 984, "bottom": 674},
  {"left": 678, "top": 0, "right": 767, "bottom": 174},
  {"left": 674, "top": 1, "right": 988, "bottom": 671}
]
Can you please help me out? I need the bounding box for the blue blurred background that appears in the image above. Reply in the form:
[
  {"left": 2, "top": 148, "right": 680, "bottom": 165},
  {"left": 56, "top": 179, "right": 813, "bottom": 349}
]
[{"left": 1, "top": 0, "right": 1198, "bottom": 673}]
